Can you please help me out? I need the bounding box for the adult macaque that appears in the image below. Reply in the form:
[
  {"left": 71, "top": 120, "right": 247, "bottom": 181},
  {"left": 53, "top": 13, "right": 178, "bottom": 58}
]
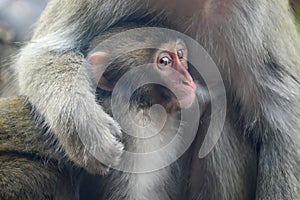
[
  {"left": 14, "top": 0, "right": 300, "bottom": 199},
  {"left": 87, "top": 26, "right": 199, "bottom": 199}
]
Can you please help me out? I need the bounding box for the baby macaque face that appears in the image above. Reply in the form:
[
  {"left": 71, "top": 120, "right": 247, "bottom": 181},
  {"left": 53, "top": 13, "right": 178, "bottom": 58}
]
[
  {"left": 88, "top": 39, "right": 196, "bottom": 109},
  {"left": 154, "top": 39, "right": 195, "bottom": 109}
]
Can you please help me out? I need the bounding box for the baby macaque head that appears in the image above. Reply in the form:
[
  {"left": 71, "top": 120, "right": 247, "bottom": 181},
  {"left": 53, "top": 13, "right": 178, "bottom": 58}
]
[{"left": 88, "top": 37, "right": 196, "bottom": 111}]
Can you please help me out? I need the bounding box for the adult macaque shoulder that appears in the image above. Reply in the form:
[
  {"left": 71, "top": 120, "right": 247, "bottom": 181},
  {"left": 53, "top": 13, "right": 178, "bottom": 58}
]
[
  {"left": 0, "top": 96, "right": 57, "bottom": 159},
  {"left": 0, "top": 96, "right": 76, "bottom": 199}
]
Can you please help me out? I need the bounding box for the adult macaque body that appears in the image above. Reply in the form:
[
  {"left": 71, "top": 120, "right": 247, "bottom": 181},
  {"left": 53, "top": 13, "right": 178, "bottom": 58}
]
[
  {"left": 0, "top": 96, "right": 75, "bottom": 200},
  {"left": 15, "top": 0, "right": 300, "bottom": 199},
  {"left": 88, "top": 26, "right": 198, "bottom": 199}
]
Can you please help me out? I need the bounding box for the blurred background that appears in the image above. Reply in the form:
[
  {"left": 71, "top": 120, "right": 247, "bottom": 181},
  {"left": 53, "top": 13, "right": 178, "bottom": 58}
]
[
  {"left": 0, "top": 0, "right": 48, "bottom": 61},
  {"left": 0, "top": 0, "right": 48, "bottom": 41},
  {"left": 0, "top": 0, "right": 48, "bottom": 96},
  {"left": 294, "top": 3, "right": 300, "bottom": 32}
]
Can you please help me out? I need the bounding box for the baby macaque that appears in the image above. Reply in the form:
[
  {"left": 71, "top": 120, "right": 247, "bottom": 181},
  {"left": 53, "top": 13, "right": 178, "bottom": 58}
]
[{"left": 87, "top": 25, "right": 200, "bottom": 199}]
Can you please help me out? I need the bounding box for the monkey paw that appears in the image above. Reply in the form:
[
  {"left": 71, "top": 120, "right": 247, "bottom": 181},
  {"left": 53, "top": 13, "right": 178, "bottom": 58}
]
[{"left": 77, "top": 116, "right": 124, "bottom": 175}]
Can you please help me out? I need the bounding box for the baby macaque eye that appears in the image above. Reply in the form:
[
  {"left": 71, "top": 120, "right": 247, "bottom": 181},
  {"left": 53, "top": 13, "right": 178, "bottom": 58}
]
[
  {"left": 177, "top": 49, "right": 184, "bottom": 59},
  {"left": 158, "top": 56, "right": 172, "bottom": 67}
]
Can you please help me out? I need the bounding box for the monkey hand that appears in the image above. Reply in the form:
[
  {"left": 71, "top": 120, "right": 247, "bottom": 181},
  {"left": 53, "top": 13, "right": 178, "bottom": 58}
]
[
  {"left": 16, "top": 51, "right": 124, "bottom": 175},
  {"left": 87, "top": 116, "right": 124, "bottom": 175},
  {"left": 65, "top": 101, "right": 124, "bottom": 175}
]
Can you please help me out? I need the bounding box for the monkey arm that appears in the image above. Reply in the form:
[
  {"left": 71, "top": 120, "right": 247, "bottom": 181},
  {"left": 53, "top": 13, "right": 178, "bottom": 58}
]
[
  {"left": 254, "top": 68, "right": 300, "bottom": 199},
  {"left": 16, "top": 49, "right": 124, "bottom": 174},
  {"left": 14, "top": 0, "right": 132, "bottom": 175}
]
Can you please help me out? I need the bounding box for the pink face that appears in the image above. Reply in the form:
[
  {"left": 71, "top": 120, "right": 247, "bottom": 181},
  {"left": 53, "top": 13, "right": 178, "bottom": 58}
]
[
  {"left": 88, "top": 40, "right": 196, "bottom": 109},
  {"left": 155, "top": 40, "right": 196, "bottom": 109}
]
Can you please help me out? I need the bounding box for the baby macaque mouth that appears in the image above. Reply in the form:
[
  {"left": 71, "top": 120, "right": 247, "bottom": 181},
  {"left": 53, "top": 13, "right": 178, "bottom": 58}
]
[{"left": 182, "top": 80, "right": 196, "bottom": 90}]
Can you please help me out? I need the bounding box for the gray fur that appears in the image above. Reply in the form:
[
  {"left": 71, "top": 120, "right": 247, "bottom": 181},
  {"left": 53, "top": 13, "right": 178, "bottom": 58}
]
[
  {"left": 185, "top": 1, "right": 300, "bottom": 199},
  {"left": 13, "top": 0, "right": 300, "bottom": 199},
  {"left": 0, "top": 96, "right": 77, "bottom": 200}
]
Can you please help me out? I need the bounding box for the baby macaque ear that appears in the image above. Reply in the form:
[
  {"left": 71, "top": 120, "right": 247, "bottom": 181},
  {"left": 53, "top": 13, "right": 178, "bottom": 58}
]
[{"left": 88, "top": 52, "right": 114, "bottom": 91}]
